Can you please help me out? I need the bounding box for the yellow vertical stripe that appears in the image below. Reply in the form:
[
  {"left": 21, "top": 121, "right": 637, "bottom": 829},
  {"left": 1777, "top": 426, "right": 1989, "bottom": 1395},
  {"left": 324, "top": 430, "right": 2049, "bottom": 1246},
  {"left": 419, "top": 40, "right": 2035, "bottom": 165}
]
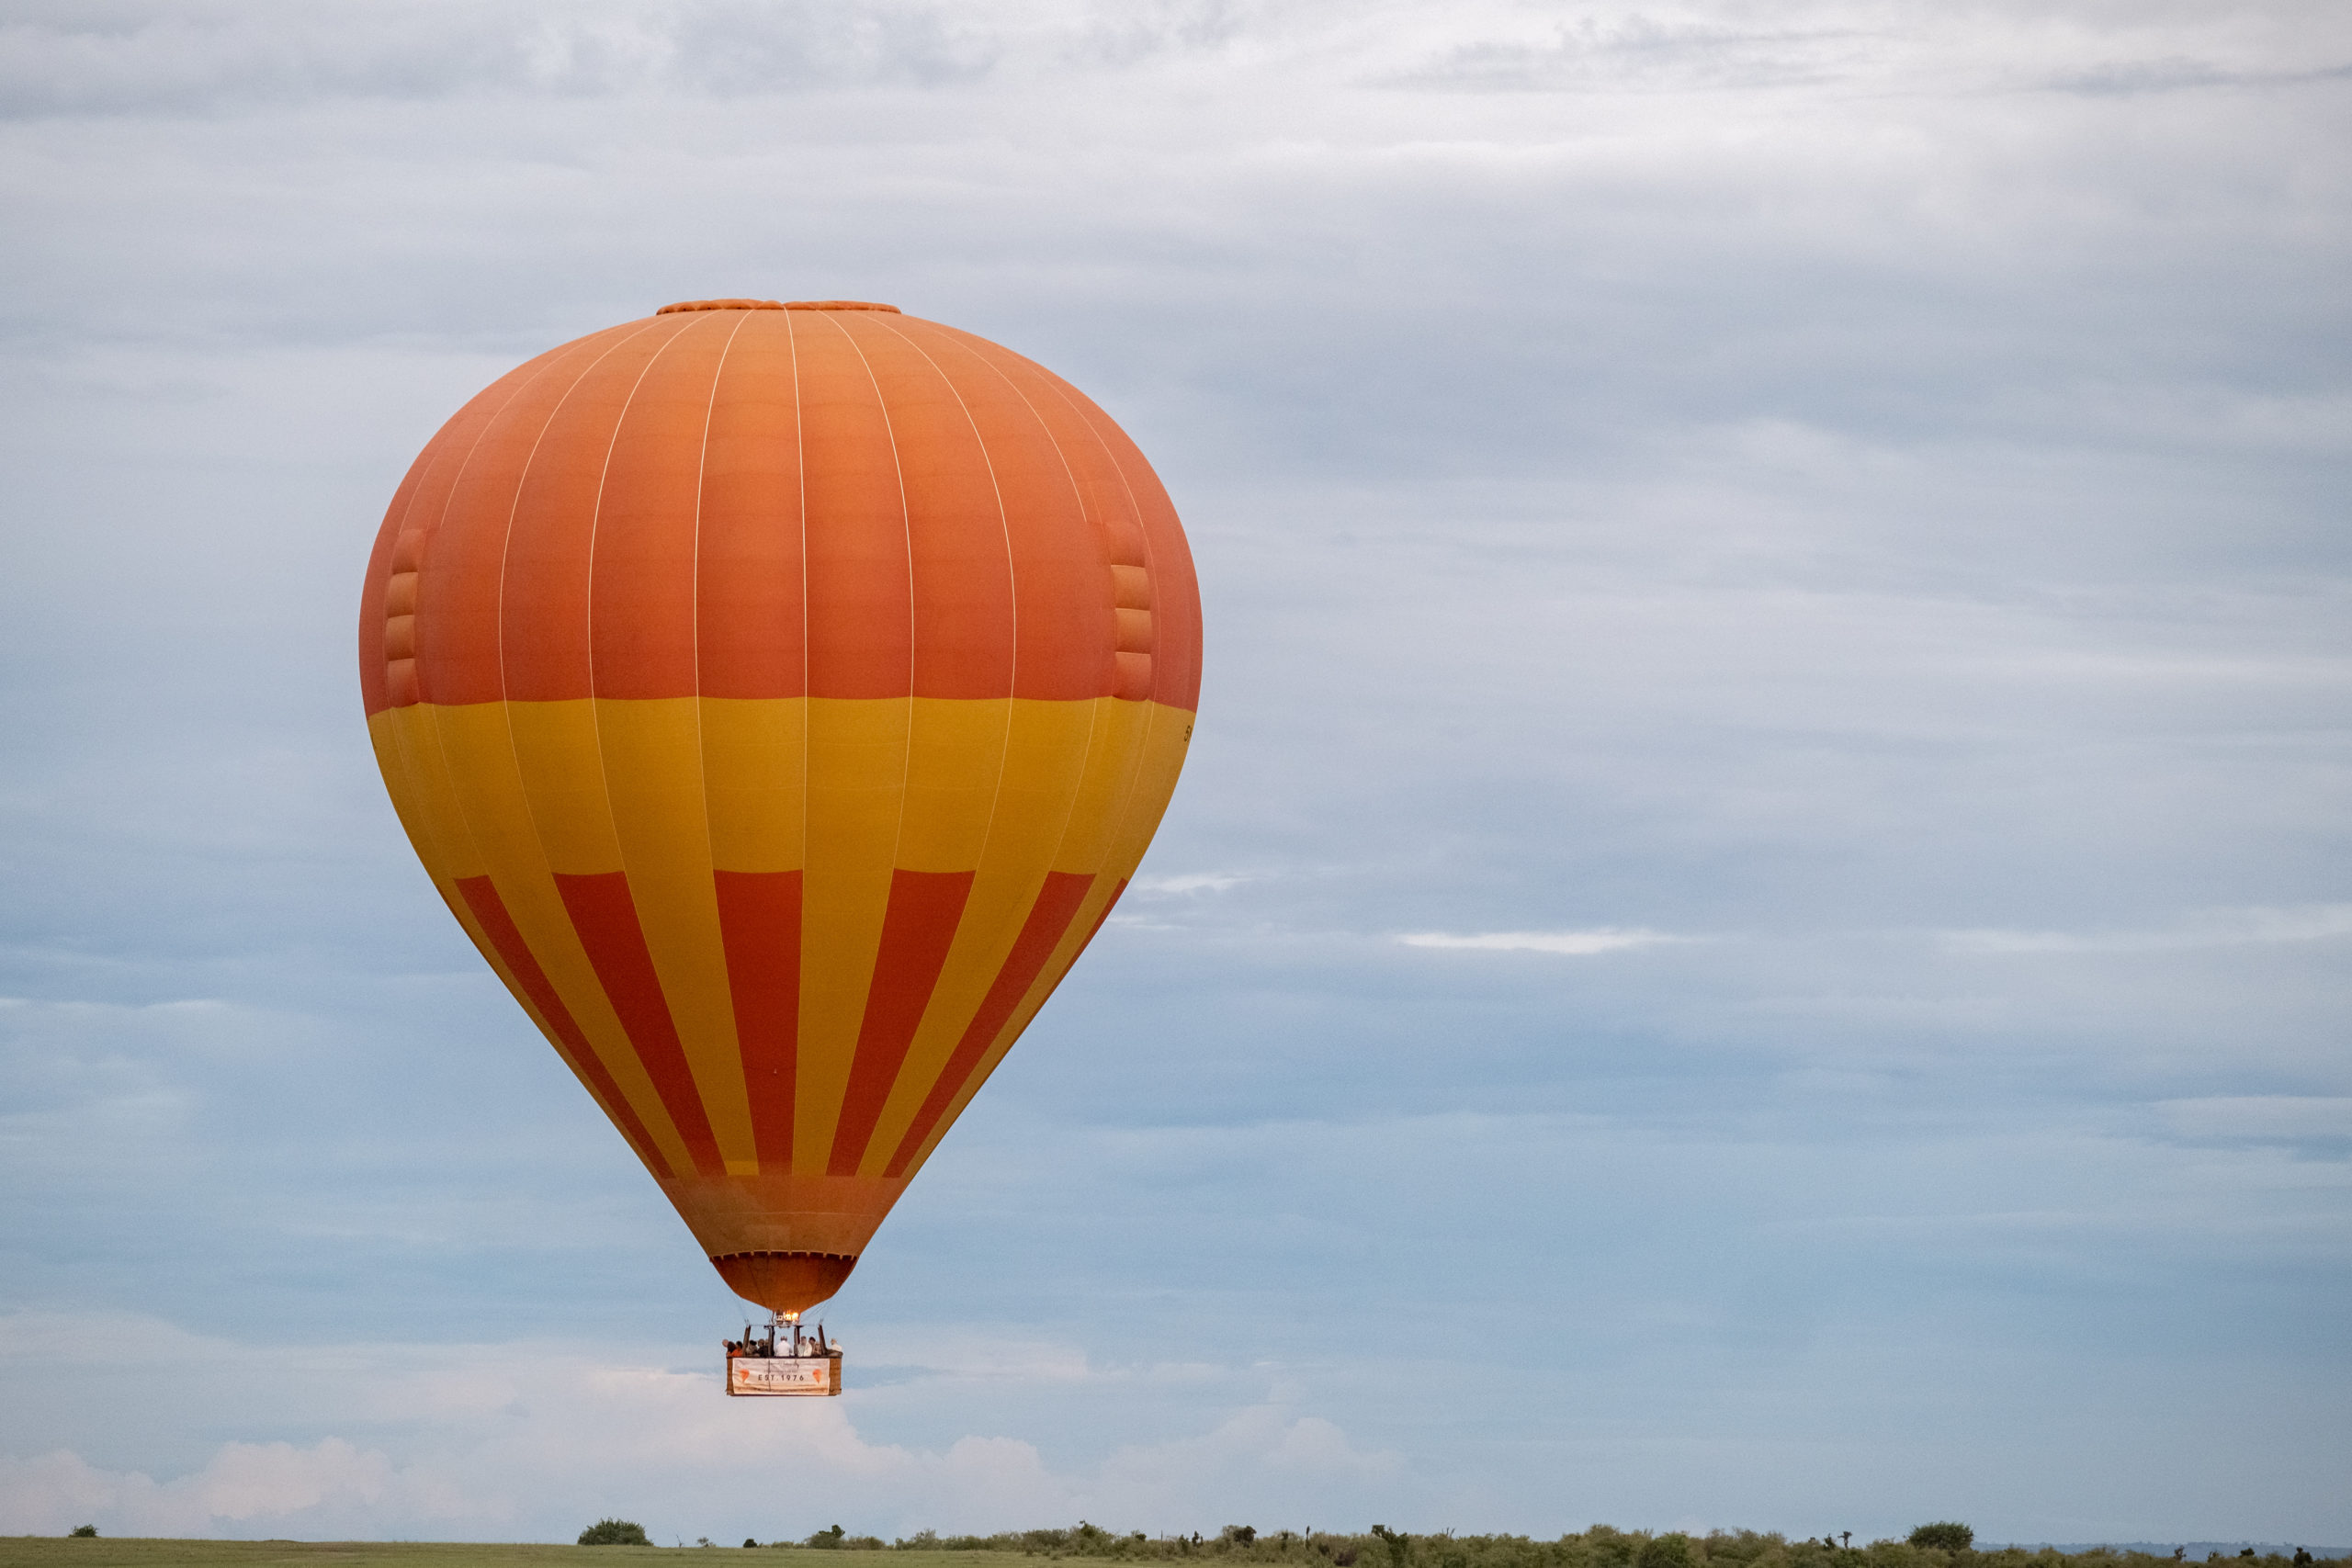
[
  {"left": 894, "top": 698, "right": 1012, "bottom": 874},
  {"left": 380, "top": 704, "right": 489, "bottom": 883},
  {"left": 596, "top": 699, "right": 758, "bottom": 1170},
  {"left": 855, "top": 696, "right": 1100, "bottom": 1176},
  {"left": 1052, "top": 698, "right": 1154, "bottom": 875},
  {"left": 425, "top": 699, "right": 699, "bottom": 1178},
  {"left": 889, "top": 697, "right": 1189, "bottom": 1177},
  {"left": 503, "top": 701, "right": 627, "bottom": 873},
  {"left": 702, "top": 696, "right": 808, "bottom": 873},
  {"left": 1101, "top": 701, "right": 1195, "bottom": 886},
  {"left": 368, "top": 714, "right": 468, "bottom": 883},
  {"left": 795, "top": 695, "right": 912, "bottom": 1172}
]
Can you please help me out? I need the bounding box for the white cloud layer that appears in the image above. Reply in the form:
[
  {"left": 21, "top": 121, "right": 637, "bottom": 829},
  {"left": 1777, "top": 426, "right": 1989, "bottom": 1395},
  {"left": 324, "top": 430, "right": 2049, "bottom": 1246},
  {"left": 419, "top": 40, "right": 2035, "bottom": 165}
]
[
  {"left": 0, "top": 1313, "right": 1396, "bottom": 1543},
  {"left": 1134, "top": 873, "right": 1259, "bottom": 895},
  {"left": 1396, "top": 929, "right": 1679, "bottom": 955}
]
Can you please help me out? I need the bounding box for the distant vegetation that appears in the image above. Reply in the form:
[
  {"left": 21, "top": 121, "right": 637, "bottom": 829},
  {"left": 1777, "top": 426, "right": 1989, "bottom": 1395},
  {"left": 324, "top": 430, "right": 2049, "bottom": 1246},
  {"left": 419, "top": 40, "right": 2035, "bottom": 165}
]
[
  {"left": 1910, "top": 1529, "right": 1975, "bottom": 1552},
  {"left": 1, "top": 1524, "right": 2334, "bottom": 1568},
  {"left": 737, "top": 1523, "right": 2326, "bottom": 1568},
  {"left": 806, "top": 1528, "right": 889, "bottom": 1551}
]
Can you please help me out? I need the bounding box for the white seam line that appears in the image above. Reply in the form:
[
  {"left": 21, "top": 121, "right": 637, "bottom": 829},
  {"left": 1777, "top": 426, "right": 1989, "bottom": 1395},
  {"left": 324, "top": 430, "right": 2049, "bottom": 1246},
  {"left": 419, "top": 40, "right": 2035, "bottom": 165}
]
[
  {"left": 859, "top": 310, "right": 1023, "bottom": 1167},
  {"left": 811, "top": 307, "right": 917, "bottom": 1178},
  {"left": 379, "top": 341, "right": 548, "bottom": 886},
  {"left": 884, "top": 326, "right": 1111, "bottom": 1171},
  {"left": 820, "top": 309, "right": 920, "bottom": 875},
  {"left": 1018, "top": 360, "right": 1168, "bottom": 895},
  {"left": 692, "top": 309, "right": 753, "bottom": 1169},
  {"left": 867, "top": 313, "right": 1020, "bottom": 880},
  {"left": 493, "top": 312, "right": 695, "bottom": 1171}
]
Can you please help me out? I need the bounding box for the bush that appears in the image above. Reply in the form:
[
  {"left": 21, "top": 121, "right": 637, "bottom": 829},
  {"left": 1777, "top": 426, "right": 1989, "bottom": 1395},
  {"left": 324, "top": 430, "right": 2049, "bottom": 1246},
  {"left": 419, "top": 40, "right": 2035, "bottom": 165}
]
[
  {"left": 806, "top": 1526, "right": 882, "bottom": 1551},
  {"left": 579, "top": 1518, "right": 651, "bottom": 1545},
  {"left": 70, "top": 1526, "right": 97, "bottom": 1539},
  {"left": 1587, "top": 1530, "right": 1639, "bottom": 1568},
  {"left": 1641, "top": 1537, "right": 1693, "bottom": 1568},
  {"left": 1909, "top": 1527, "right": 1974, "bottom": 1552}
]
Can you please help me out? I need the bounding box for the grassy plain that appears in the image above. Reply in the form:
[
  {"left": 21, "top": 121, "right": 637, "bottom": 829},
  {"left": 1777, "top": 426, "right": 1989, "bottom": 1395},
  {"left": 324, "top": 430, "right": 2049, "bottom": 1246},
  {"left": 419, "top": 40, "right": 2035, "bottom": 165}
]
[
  {"left": 0, "top": 1549, "right": 1024, "bottom": 1568},
  {"left": 0, "top": 1535, "right": 2316, "bottom": 1568}
]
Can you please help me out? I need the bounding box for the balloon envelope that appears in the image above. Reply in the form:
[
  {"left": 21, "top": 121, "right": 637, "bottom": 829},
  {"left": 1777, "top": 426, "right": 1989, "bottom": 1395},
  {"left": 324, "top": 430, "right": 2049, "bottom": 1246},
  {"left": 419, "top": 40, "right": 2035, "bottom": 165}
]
[{"left": 359, "top": 299, "right": 1200, "bottom": 1314}]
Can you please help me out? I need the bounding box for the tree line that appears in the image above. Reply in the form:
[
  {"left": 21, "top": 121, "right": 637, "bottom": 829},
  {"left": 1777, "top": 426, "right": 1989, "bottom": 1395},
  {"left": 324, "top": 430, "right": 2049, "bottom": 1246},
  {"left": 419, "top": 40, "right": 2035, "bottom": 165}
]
[{"left": 589, "top": 1520, "right": 2324, "bottom": 1568}]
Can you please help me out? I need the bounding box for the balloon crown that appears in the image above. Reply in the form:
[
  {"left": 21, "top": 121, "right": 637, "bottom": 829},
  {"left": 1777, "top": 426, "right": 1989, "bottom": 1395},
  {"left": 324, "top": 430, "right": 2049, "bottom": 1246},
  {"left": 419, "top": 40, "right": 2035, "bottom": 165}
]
[{"left": 656, "top": 299, "right": 901, "bottom": 314}]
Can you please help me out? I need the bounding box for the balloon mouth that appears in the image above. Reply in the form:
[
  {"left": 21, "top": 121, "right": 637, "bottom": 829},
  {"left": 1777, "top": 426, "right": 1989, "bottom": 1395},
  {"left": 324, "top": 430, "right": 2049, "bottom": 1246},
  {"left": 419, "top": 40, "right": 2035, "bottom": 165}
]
[
  {"left": 711, "top": 1250, "right": 859, "bottom": 1315},
  {"left": 656, "top": 299, "right": 901, "bottom": 315}
]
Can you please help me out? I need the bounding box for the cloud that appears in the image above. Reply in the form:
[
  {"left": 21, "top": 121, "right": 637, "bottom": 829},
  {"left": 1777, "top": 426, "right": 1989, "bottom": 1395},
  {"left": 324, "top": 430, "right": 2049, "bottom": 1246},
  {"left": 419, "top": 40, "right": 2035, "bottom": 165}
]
[
  {"left": 1942, "top": 905, "right": 2352, "bottom": 955},
  {"left": 1086, "top": 1404, "right": 1399, "bottom": 1520},
  {"left": 0, "top": 1312, "right": 1395, "bottom": 1542},
  {"left": 0, "top": 0, "right": 1004, "bottom": 118},
  {"left": 1396, "top": 929, "right": 1680, "bottom": 955},
  {"left": 1132, "top": 873, "right": 1257, "bottom": 895},
  {"left": 0, "top": 1439, "right": 467, "bottom": 1540}
]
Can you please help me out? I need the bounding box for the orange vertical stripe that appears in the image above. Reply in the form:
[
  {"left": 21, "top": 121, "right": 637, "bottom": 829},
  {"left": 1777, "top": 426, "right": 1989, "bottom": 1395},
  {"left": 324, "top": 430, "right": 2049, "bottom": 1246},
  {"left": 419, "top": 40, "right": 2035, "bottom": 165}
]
[
  {"left": 415, "top": 324, "right": 656, "bottom": 709},
  {"left": 698, "top": 310, "right": 808, "bottom": 698},
  {"left": 590, "top": 312, "right": 735, "bottom": 699},
  {"left": 363, "top": 324, "right": 637, "bottom": 714},
  {"left": 1057, "top": 382, "right": 1204, "bottom": 712},
  {"left": 883, "top": 870, "right": 1094, "bottom": 1178},
  {"left": 903, "top": 321, "right": 1116, "bottom": 701},
  {"left": 358, "top": 452, "right": 433, "bottom": 716},
  {"left": 839, "top": 312, "right": 1016, "bottom": 700},
  {"left": 797, "top": 313, "right": 912, "bottom": 699},
  {"left": 1110, "top": 437, "right": 1203, "bottom": 712},
  {"left": 715, "top": 868, "right": 802, "bottom": 1169},
  {"left": 553, "top": 870, "right": 725, "bottom": 1177},
  {"left": 455, "top": 874, "right": 673, "bottom": 1180},
  {"left": 829, "top": 869, "right": 976, "bottom": 1177},
  {"left": 501, "top": 318, "right": 695, "bottom": 702}
]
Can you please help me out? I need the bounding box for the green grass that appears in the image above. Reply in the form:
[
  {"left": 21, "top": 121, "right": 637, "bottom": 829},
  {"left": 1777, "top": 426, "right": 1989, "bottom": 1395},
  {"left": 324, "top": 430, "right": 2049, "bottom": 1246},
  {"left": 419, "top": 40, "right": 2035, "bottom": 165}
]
[
  {"left": 0, "top": 1534, "right": 2316, "bottom": 1568},
  {"left": 0, "top": 1548, "right": 1027, "bottom": 1567}
]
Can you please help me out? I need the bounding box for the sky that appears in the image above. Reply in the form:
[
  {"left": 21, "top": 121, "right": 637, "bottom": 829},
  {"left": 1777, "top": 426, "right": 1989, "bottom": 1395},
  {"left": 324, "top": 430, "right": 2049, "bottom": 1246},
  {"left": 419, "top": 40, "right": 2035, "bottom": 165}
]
[{"left": 2, "top": 0, "right": 2348, "bottom": 1550}]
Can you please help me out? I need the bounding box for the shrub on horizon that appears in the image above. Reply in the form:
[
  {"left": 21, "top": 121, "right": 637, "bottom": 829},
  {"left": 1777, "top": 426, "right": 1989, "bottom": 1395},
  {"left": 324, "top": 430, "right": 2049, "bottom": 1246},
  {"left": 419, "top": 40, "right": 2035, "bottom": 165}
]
[
  {"left": 1910, "top": 1527, "right": 1975, "bottom": 1552},
  {"left": 579, "top": 1518, "right": 651, "bottom": 1546},
  {"left": 1641, "top": 1536, "right": 1694, "bottom": 1568},
  {"left": 69, "top": 1526, "right": 97, "bottom": 1539}
]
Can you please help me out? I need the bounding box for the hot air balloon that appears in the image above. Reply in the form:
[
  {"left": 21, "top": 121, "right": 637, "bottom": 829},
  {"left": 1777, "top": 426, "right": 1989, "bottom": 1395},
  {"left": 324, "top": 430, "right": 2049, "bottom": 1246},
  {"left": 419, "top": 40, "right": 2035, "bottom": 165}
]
[{"left": 359, "top": 299, "right": 1199, "bottom": 1393}]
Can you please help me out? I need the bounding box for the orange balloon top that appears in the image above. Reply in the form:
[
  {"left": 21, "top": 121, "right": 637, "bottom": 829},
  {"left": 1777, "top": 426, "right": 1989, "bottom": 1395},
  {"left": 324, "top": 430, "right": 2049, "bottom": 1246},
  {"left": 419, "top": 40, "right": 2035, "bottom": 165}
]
[
  {"left": 653, "top": 299, "right": 903, "bottom": 313},
  {"left": 360, "top": 299, "right": 1200, "bottom": 719}
]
